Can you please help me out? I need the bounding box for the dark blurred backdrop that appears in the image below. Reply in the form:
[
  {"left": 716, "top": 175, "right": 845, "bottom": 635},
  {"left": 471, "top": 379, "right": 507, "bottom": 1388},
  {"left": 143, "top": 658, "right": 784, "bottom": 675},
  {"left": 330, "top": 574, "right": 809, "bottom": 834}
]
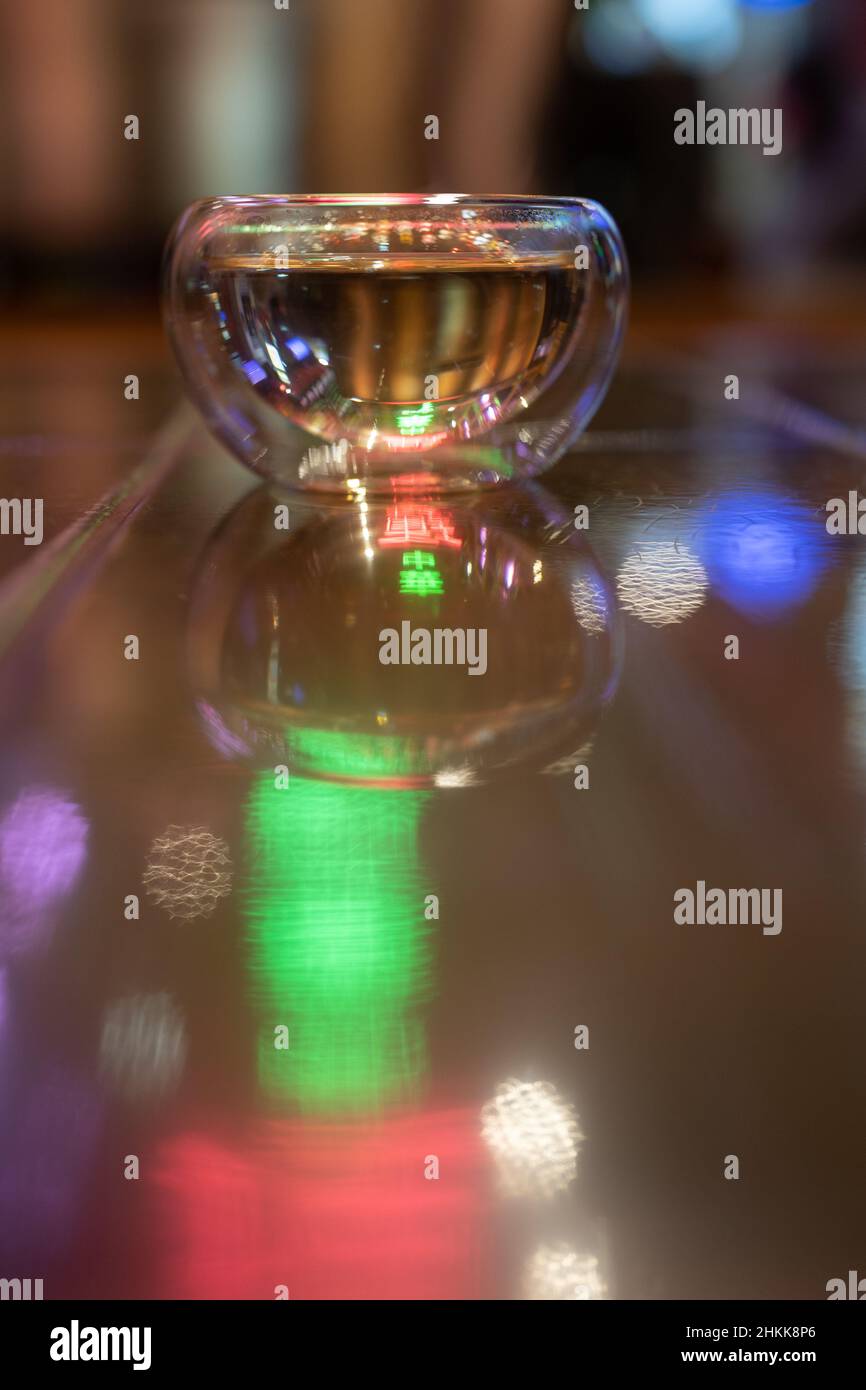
[{"left": 0, "top": 0, "right": 864, "bottom": 312}]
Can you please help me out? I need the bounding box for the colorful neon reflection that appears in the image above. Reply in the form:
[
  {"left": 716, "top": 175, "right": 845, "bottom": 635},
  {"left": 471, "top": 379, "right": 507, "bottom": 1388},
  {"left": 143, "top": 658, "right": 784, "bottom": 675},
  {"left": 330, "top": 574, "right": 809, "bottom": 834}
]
[
  {"left": 244, "top": 761, "right": 432, "bottom": 1113},
  {"left": 399, "top": 549, "right": 445, "bottom": 596},
  {"left": 153, "top": 1110, "right": 490, "bottom": 1299},
  {"left": 378, "top": 502, "right": 463, "bottom": 550}
]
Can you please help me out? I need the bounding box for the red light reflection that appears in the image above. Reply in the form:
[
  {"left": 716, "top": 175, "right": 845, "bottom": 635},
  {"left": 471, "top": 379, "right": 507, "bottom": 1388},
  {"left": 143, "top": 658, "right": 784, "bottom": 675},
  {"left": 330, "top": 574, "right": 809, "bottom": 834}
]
[
  {"left": 378, "top": 503, "right": 463, "bottom": 551},
  {"left": 152, "top": 1109, "right": 491, "bottom": 1300}
]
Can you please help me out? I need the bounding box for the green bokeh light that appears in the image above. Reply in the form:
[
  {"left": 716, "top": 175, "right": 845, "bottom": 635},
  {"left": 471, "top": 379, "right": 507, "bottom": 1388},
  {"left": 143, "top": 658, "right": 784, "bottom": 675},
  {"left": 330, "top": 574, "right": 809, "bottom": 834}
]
[{"left": 244, "top": 753, "right": 432, "bottom": 1114}]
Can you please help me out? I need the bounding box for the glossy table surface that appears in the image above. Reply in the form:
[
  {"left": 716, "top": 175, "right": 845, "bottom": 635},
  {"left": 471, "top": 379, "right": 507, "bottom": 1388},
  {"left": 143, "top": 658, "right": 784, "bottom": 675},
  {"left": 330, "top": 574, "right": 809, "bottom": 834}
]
[{"left": 1, "top": 292, "right": 865, "bottom": 1300}]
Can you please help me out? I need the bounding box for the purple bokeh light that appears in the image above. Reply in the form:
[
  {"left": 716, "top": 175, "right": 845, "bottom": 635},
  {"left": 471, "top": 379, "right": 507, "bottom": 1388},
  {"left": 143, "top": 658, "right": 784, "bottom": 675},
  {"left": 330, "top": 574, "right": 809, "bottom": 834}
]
[{"left": 0, "top": 786, "right": 89, "bottom": 958}]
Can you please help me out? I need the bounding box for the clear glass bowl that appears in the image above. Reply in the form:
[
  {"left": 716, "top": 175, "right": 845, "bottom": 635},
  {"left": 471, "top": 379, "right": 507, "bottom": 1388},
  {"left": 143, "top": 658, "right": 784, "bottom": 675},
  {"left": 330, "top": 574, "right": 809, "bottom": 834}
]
[
  {"left": 187, "top": 482, "right": 622, "bottom": 787},
  {"left": 164, "top": 194, "right": 628, "bottom": 492}
]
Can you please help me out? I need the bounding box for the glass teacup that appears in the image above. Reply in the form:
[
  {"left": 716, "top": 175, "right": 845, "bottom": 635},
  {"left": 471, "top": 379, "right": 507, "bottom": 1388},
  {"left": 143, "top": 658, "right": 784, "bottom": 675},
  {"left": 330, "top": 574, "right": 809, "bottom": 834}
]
[{"left": 164, "top": 194, "right": 628, "bottom": 492}]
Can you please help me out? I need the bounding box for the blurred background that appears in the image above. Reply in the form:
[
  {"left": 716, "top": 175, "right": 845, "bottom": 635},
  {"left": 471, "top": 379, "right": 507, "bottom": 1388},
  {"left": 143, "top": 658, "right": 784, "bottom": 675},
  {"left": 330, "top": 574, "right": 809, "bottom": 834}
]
[{"left": 0, "top": 0, "right": 864, "bottom": 311}]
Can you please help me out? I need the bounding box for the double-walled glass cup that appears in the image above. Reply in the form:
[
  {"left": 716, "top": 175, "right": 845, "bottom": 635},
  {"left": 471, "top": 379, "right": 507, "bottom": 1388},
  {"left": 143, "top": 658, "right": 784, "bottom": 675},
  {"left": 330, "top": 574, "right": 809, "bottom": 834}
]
[{"left": 164, "top": 194, "right": 628, "bottom": 492}]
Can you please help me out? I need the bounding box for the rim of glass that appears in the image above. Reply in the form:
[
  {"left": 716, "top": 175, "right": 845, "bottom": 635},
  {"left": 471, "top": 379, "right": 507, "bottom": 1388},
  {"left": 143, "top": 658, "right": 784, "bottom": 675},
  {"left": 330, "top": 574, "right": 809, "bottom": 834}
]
[{"left": 189, "top": 193, "right": 588, "bottom": 210}]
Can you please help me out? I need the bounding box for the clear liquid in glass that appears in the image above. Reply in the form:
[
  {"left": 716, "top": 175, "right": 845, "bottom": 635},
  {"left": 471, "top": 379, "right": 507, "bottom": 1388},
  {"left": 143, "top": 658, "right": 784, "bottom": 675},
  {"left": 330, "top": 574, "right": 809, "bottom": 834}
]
[{"left": 207, "top": 253, "right": 583, "bottom": 450}]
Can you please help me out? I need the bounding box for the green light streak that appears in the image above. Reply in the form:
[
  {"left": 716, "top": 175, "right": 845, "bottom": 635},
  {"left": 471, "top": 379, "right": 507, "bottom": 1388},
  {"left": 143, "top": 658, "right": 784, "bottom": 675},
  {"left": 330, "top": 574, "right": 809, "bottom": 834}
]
[
  {"left": 244, "top": 751, "right": 432, "bottom": 1114},
  {"left": 283, "top": 727, "right": 433, "bottom": 782},
  {"left": 396, "top": 401, "right": 436, "bottom": 436}
]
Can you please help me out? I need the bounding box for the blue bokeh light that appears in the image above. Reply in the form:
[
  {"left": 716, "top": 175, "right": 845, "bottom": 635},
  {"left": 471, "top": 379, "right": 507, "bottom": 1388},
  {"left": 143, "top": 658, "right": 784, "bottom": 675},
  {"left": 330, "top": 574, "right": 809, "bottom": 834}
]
[
  {"left": 636, "top": 0, "right": 742, "bottom": 72},
  {"left": 738, "top": 1, "right": 812, "bottom": 11},
  {"left": 694, "top": 490, "right": 830, "bottom": 621},
  {"left": 583, "top": 0, "right": 657, "bottom": 76}
]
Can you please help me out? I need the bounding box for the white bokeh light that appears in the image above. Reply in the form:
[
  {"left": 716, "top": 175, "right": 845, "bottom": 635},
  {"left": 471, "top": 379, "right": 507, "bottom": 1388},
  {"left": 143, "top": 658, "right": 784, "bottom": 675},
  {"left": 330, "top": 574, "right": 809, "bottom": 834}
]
[
  {"left": 524, "top": 1244, "right": 608, "bottom": 1300},
  {"left": 570, "top": 573, "right": 609, "bottom": 635},
  {"left": 100, "top": 992, "right": 188, "bottom": 1102},
  {"left": 616, "top": 541, "right": 708, "bottom": 626},
  {"left": 481, "top": 1078, "right": 583, "bottom": 1198},
  {"left": 142, "top": 824, "right": 233, "bottom": 920}
]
